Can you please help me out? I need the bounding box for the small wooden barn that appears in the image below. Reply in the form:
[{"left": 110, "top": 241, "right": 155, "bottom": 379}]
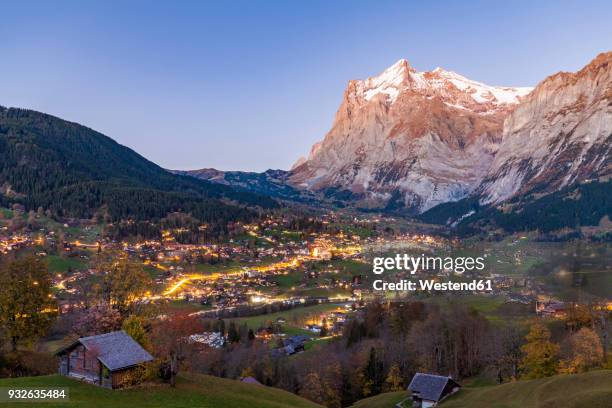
[
  {"left": 56, "top": 330, "right": 153, "bottom": 389},
  {"left": 408, "top": 373, "right": 461, "bottom": 407}
]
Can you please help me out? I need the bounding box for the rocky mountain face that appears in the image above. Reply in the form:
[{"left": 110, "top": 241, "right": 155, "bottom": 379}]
[
  {"left": 290, "top": 53, "right": 612, "bottom": 221},
  {"left": 479, "top": 52, "right": 612, "bottom": 204},
  {"left": 289, "top": 59, "right": 532, "bottom": 213}
]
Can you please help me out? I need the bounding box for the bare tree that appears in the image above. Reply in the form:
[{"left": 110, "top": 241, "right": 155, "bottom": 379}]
[{"left": 151, "top": 312, "right": 203, "bottom": 387}]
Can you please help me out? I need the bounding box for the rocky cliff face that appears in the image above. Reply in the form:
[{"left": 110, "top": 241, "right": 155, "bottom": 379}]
[
  {"left": 289, "top": 59, "right": 532, "bottom": 213},
  {"left": 479, "top": 52, "right": 612, "bottom": 203}
]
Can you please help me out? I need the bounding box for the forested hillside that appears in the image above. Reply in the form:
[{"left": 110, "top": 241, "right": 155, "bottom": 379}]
[
  {"left": 420, "top": 180, "right": 611, "bottom": 237},
  {"left": 0, "top": 106, "right": 277, "bottom": 226}
]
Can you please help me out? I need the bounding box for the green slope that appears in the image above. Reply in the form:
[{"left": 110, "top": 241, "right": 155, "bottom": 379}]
[
  {"left": 349, "top": 391, "right": 407, "bottom": 408},
  {"left": 0, "top": 374, "right": 321, "bottom": 408},
  {"left": 441, "top": 370, "right": 612, "bottom": 408},
  {"left": 348, "top": 370, "right": 612, "bottom": 408}
]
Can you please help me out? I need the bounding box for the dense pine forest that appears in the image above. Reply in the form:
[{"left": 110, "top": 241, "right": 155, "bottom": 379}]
[
  {"left": 0, "top": 106, "right": 277, "bottom": 230},
  {"left": 420, "top": 180, "right": 612, "bottom": 237}
]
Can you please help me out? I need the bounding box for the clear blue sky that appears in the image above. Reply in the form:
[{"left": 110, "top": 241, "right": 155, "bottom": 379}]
[{"left": 1, "top": 1, "right": 611, "bottom": 171}]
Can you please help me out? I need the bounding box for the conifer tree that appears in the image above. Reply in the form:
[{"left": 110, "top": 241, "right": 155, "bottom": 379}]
[
  {"left": 520, "top": 323, "right": 559, "bottom": 379},
  {"left": 384, "top": 364, "right": 404, "bottom": 391}
]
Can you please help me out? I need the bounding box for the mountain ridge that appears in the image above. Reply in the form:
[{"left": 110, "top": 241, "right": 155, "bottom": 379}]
[
  {"left": 172, "top": 168, "right": 316, "bottom": 203},
  {"left": 0, "top": 106, "right": 277, "bottom": 227}
]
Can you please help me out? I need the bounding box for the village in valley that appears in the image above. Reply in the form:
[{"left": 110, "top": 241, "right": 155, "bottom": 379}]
[{"left": 2, "top": 203, "right": 610, "bottom": 368}]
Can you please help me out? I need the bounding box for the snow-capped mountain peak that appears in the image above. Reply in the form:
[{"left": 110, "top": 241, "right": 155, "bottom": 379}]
[
  {"left": 362, "top": 59, "right": 414, "bottom": 102},
  {"left": 356, "top": 60, "right": 532, "bottom": 112}
]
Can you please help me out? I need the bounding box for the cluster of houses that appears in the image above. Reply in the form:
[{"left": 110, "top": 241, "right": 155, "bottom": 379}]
[
  {"left": 0, "top": 233, "right": 32, "bottom": 254},
  {"left": 535, "top": 300, "right": 568, "bottom": 318},
  {"left": 188, "top": 332, "right": 225, "bottom": 348},
  {"left": 271, "top": 335, "right": 311, "bottom": 356},
  {"left": 304, "top": 309, "right": 348, "bottom": 335}
]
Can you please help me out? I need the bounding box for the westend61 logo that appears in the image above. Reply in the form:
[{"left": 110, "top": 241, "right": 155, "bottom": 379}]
[{"left": 371, "top": 254, "right": 493, "bottom": 292}]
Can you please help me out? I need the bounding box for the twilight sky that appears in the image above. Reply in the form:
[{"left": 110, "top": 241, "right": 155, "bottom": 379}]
[{"left": 1, "top": 0, "right": 611, "bottom": 171}]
